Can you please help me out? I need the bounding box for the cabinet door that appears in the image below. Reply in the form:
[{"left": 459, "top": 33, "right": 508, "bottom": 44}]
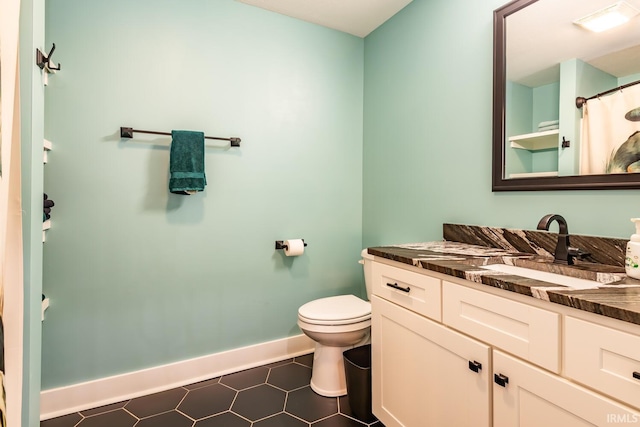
[
  {"left": 493, "top": 350, "right": 640, "bottom": 427},
  {"left": 371, "top": 295, "right": 490, "bottom": 427}
]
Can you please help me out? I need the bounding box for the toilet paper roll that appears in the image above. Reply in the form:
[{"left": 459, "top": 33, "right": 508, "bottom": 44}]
[{"left": 284, "top": 239, "right": 305, "bottom": 257}]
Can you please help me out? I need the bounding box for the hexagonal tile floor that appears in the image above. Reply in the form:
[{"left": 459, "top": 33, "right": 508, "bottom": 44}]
[{"left": 40, "top": 353, "right": 384, "bottom": 427}]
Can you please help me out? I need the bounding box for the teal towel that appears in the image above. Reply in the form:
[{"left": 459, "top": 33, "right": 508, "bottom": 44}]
[{"left": 169, "top": 130, "right": 207, "bottom": 194}]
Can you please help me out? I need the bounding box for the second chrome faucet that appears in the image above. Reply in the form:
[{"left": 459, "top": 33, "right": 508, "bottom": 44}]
[{"left": 537, "top": 214, "right": 589, "bottom": 265}]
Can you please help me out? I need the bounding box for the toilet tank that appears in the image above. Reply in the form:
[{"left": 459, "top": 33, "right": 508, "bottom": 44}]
[{"left": 360, "top": 249, "right": 375, "bottom": 300}]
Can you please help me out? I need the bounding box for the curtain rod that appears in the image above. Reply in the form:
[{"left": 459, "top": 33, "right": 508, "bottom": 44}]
[
  {"left": 575, "top": 78, "right": 640, "bottom": 109},
  {"left": 120, "top": 127, "right": 241, "bottom": 147}
]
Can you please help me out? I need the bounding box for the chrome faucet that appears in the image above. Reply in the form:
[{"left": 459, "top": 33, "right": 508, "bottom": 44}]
[{"left": 536, "top": 214, "right": 589, "bottom": 265}]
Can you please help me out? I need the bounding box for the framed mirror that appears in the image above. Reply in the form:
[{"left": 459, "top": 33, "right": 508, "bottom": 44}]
[{"left": 493, "top": 0, "right": 640, "bottom": 191}]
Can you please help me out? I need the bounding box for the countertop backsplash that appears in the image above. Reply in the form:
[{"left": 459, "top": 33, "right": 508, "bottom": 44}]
[{"left": 442, "top": 223, "right": 627, "bottom": 267}]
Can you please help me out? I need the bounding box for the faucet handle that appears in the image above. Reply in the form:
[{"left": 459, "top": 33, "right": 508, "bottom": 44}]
[{"left": 568, "top": 247, "right": 590, "bottom": 261}]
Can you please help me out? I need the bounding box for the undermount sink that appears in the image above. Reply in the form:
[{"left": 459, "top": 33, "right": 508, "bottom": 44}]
[{"left": 481, "top": 263, "right": 601, "bottom": 290}]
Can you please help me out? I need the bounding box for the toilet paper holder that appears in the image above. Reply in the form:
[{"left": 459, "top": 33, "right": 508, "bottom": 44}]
[{"left": 275, "top": 240, "right": 307, "bottom": 250}]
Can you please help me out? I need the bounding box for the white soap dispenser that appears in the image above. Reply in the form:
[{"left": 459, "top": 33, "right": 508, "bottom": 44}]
[{"left": 625, "top": 218, "right": 640, "bottom": 279}]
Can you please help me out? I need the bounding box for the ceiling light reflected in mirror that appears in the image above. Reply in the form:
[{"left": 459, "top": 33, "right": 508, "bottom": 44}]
[{"left": 574, "top": 1, "right": 639, "bottom": 32}]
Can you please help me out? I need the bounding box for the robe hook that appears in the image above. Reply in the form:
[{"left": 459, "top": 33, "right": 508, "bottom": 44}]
[{"left": 37, "top": 43, "right": 61, "bottom": 71}]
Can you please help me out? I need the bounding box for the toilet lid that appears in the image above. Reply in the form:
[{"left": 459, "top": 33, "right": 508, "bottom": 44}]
[{"left": 298, "top": 295, "right": 371, "bottom": 322}]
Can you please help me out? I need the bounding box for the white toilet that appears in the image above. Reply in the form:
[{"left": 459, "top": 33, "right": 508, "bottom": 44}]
[{"left": 297, "top": 250, "right": 374, "bottom": 397}]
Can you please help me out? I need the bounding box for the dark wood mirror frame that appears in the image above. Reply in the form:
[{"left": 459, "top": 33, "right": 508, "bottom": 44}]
[{"left": 492, "top": 0, "right": 640, "bottom": 191}]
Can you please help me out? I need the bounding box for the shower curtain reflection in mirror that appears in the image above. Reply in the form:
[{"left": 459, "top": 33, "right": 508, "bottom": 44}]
[{"left": 580, "top": 84, "right": 640, "bottom": 175}]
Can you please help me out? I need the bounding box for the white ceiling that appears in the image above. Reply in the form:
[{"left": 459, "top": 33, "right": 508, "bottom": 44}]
[
  {"left": 507, "top": 0, "right": 640, "bottom": 87},
  {"left": 236, "top": 0, "right": 414, "bottom": 37}
]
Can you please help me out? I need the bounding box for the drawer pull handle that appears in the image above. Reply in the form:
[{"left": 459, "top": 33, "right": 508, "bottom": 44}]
[
  {"left": 386, "top": 282, "right": 411, "bottom": 293},
  {"left": 634, "top": 372, "right": 640, "bottom": 380},
  {"left": 468, "top": 361, "right": 482, "bottom": 373},
  {"left": 494, "top": 373, "right": 509, "bottom": 387}
]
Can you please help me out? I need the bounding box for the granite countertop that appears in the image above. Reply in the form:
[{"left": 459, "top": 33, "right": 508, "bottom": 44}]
[{"left": 368, "top": 224, "right": 640, "bottom": 326}]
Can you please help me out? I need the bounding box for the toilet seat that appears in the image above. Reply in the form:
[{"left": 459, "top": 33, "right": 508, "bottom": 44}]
[
  {"left": 298, "top": 313, "right": 371, "bottom": 326},
  {"left": 298, "top": 295, "right": 371, "bottom": 326}
]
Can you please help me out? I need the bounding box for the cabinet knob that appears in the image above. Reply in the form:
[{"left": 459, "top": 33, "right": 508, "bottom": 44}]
[
  {"left": 633, "top": 372, "right": 640, "bottom": 380},
  {"left": 494, "top": 373, "right": 509, "bottom": 387},
  {"left": 468, "top": 360, "right": 482, "bottom": 373},
  {"left": 386, "top": 282, "right": 411, "bottom": 293}
]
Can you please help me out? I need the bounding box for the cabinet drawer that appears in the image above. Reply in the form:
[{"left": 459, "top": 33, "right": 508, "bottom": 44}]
[
  {"left": 565, "top": 317, "right": 640, "bottom": 410},
  {"left": 372, "top": 262, "right": 441, "bottom": 321},
  {"left": 442, "top": 281, "right": 560, "bottom": 373}
]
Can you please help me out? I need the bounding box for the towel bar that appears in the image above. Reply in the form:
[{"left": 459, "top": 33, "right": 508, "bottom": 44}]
[{"left": 120, "top": 127, "right": 241, "bottom": 147}]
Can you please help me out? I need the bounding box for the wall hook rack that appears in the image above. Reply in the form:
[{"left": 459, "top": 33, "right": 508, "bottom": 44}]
[{"left": 37, "top": 43, "right": 61, "bottom": 72}]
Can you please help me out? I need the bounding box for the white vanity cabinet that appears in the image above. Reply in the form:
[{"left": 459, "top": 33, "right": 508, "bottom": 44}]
[
  {"left": 371, "top": 295, "right": 491, "bottom": 427},
  {"left": 369, "top": 257, "right": 640, "bottom": 427}
]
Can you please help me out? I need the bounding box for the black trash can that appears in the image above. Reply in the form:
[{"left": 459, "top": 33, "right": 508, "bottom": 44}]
[{"left": 343, "top": 344, "right": 375, "bottom": 423}]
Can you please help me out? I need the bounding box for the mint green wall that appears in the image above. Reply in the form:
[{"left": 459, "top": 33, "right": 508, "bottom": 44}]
[
  {"left": 506, "top": 82, "right": 533, "bottom": 135},
  {"left": 558, "top": 59, "right": 579, "bottom": 177},
  {"left": 505, "top": 81, "right": 532, "bottom": 176},
  {"left": 530, "top": 148, "right": 557, "bottom": 174},
  {"left": 531, "top": 82, "right": 559, "bottom": 174},
  {"left": 42, "top": 0, "right": 363, "bottom": 389},
  {"left": 619, "top": 73, "right": 640, "bottom": 86},
  {"left": 531, "top": 82, "right": 559, "bottom": 130},
  {"left": 363, "top": 0, "right": 640, "bottom": 247},
  {"left": 505, "top": 81, "right": 559, "bottom": 177},
  {"left": 20, "top": 0, "right": 44, "bottom": 424}
]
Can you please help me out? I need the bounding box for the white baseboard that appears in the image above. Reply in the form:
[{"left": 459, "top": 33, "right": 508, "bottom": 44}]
[{"left": 40, "top": 334, "right": 315, "bottom": 421}]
